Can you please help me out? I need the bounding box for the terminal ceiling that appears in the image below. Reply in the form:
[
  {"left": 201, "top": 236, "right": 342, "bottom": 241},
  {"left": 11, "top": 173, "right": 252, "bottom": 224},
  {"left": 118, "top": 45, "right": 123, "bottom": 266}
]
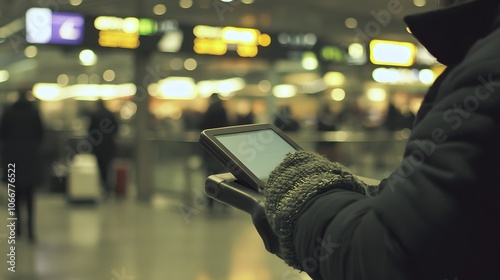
[{"left": 0, "top": 0, "right": 439, "bottom": 90}]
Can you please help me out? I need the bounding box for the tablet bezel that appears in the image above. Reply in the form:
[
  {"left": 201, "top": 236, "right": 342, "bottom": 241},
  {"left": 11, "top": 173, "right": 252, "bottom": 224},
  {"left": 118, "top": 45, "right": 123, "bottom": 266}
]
[{"left": 199, "top": 123, "right": 302, "bottom": 191}]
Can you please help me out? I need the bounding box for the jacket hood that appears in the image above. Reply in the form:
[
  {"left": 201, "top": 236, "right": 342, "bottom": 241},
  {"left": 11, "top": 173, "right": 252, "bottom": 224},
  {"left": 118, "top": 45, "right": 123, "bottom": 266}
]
[{"left": 404, "top": 0, "right": 500, "bottom": 66}]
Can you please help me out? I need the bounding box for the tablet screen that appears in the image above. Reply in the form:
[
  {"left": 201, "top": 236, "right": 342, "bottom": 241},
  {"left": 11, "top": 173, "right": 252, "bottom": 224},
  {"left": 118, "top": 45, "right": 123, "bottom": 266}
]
[{"left": 215, "top": 129, "right": 297, "bottom": 180}]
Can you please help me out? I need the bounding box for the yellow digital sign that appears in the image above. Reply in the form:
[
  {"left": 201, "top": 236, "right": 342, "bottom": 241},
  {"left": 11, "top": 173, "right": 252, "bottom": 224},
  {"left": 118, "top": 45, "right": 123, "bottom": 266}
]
[
  {"left": 193, "top": 25, "right": 222, "bottom": 39},
  {"left": 221, "top": 27, "right": 260, "bottom": 44},
  {"left": 369, "top": 39, "right": 416, "bottom": 67},
  {"left": 193, "top": 25, "right": 270, "bottom": 57},
  {"left": 194, "top": 38, "right": 227, "bottom": 55},
  {"left": 98, "top": 30, "right": 140, "bottom": 49},
  {"left": 94, "top": 16, "right": 154, "bottom": 49},
  {"left": 237, "top": 45, "right": 258, "bottom": 57}
]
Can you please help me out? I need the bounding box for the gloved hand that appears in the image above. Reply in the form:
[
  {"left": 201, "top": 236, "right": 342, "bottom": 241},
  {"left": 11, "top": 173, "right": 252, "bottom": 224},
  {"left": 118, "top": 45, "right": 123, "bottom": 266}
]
[
  {"left": 259, "top": 150, "right": 379, "bottom": 269},
  {"left": 251, "top": 201, "right": 282, "bottom": 258}
]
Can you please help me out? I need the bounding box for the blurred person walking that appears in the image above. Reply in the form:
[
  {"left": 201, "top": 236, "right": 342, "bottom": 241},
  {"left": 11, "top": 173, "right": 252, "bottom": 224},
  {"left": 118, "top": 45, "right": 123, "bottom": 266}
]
[
  {"left": 272, "top": 105, "right": 300, "bottom": 132},
  {"left": 0, "top": 88, "right": 44, "bottom": 242},
  {"left": 199, "top": 93, "right": 229, "bottom": 210},
  {"left": 315, "top": 103, "right": 339, "bottom": 161},
  {"left": 88, "top": 99, "right": 119, "bottom": 198},
  {"left": 234, "top": 100, "right": 255, "bottom": 125},
  {"left": 384, "top": 92, "right": 416, "bottom": 131}
]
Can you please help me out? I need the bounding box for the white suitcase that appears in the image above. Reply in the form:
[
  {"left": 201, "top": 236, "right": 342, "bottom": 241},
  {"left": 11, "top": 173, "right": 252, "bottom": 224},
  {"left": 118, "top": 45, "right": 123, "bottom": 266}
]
[{"left": 68, "top": 154, "right": 101, "bottom": 202}]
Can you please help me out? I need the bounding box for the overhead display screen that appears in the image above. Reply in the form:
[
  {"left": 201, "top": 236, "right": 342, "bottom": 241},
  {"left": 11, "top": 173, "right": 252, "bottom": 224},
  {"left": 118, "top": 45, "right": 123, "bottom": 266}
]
[{"left": 26, "top": 8, "right": 84, "bottom": 45}]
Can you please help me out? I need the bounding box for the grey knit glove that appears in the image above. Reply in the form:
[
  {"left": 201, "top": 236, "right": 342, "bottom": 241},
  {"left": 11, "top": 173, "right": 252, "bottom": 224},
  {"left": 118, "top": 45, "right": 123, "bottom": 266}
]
[{"left": 263, "top": 150, "right": 379, "bottom": 269}]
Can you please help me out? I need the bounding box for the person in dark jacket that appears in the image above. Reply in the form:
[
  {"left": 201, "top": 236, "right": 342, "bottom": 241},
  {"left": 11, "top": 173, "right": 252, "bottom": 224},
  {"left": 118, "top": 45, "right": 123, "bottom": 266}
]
[
  {"left": 315, "top": 103, "right": 340, "bottom": 161},
  {"left": 256, "top": 0, "right": 500, "bottom": 279},
  {"left": 384, "top": 101, "right": 415, "bottom": 131},
  {"left": 0, "top": 89, "right": 44, "bottom": 242},
  {"left": 200, "top": 93, "right": 230, "bottom": 130},
  {"left": 88, "top": 99, "right": 119, "bottom": 197},
  {"left": 199, "top": 93, "right": 229, "bottom": 210},
  {"left": 273, "top": 105, "right": 300, "bottom": 132}
]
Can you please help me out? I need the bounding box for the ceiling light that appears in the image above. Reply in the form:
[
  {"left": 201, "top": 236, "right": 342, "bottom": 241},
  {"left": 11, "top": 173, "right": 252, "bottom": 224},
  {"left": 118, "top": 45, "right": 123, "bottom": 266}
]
[
  {"left": 0, "top": 70, "right": 9, "bottom": 83},
  {"left": 57, "top": 74, "right": 69, "bottom": 86},
  {"left": 278, "top": 33, "right": 290, "bottom": 44},
  {"left": 170, "top": 58, "right": 183, "bottom": 70},
  {"left": 24, "top": 45, "right": 38, "bottom": 58},
  {"left": 77, "top": 74, "right": 89, "bottom": 84},
  {"left": 197, "top": 78, "right": 245, "bottom": 98},
  {"left": 372, "top": 68, "right": 399, "bottom": 84},
  {"left": 302, "top": 52, "right": 318, "bottom": 70},
  {"left": 324, "top": 72, "right": 345, "bottom": 86},
  {"left": 330, "top": 88, "right": 346, "bottom": 101},
  {"left": 413, "top": 0, "right": 426, "bottom": 7},
  {"left": 348, "top": 43, "right": 364, "bottom": 59},
  {"left": 273, "top": 84, "right": 297, "bottom": 98},
  {"left": 155, "top": 77, "right": 197, "bottom": 99},
  {"left": 153, "top": 4, "right": 167, "bottom": 15},
  {"left": 304, "top": 33, "right": 317, "bottom": 46},
  {"left": 103, "top": 69, "right": 116, "bottom": 82},
  {"left": 120, "top": 101, "right": 137, "bottom": 120},
  {"left": 217, "top": 78, "right": 245, "bottom": 96},
  {"left": 196, "top": 81, "right": 216, "bottom": 98},
  {"left": 180, "top": 0, "right": 193, "bottom": 9},
  {"left": 69, "top": 0, "right": 83, "bottom": 6},
  {"left": 366, "top": 88, "right": 387, "bottom": 102},
  {"left": 258, "top": 80, "right": 271, "bottom": 92},
  {"left": 419, "top": 69, "right": 435, "bottom": 85},
  {"left": 184, "top": 58, "right": 197, "bottom": 71},
  {"left": 345, "top": 18, "right": 358, "bottom": 29},
  {"left": 79, "top": 49, "right": 97, "bottom": 66},
  {"left": 33, "top": 83, "right": 61, "bottom": 101},
  {"left": 33, "top": 83, "right": 136, "bottom": 101},
  {"left": 89, "top": 74, "right": 100, "bottom": 84},
  {"left": 122, "top": 17, "right": 139, "bottom": 34}
]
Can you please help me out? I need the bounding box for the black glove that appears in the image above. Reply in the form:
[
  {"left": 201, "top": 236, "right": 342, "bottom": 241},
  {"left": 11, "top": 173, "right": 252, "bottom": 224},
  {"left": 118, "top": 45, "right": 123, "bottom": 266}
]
[
  {"left": 251, "top": 202, "right": 282, "bottom": 258},
  {"left": 261, "top": 150, "right": 379, "bottom": 269}
]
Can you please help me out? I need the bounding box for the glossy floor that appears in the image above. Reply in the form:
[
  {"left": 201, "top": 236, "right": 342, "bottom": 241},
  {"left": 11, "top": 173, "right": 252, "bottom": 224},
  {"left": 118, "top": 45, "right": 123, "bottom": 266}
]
[{"left": 0, "top": 193, "right": 311, "bottom": 280}]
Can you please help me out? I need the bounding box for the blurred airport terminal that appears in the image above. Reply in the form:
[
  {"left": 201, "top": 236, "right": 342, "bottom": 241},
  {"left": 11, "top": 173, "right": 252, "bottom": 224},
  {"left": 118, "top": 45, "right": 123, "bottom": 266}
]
[{"left": 0, "top": 0, "right": 442, "bottom": 279}]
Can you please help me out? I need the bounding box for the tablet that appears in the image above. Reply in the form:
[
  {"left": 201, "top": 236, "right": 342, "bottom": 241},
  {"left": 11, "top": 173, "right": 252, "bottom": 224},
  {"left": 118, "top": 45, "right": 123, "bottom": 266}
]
[{"left": 199, "top": 124, "right": 302, "bottom": 191}]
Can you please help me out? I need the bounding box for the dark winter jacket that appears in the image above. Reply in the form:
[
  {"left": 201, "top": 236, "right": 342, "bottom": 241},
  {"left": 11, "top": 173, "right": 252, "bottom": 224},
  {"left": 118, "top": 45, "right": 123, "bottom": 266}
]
[
  {"left": 88, "top": 103, "right": 118, "bottom": 159},
  {"left": 200, "top": 99, "right": 229, "bottom": 130},
  {"left": 200, "top": 98, "right": 229, "bottom": 173},
  {"left": 0, "top": 99, "right": 44, "bottom": 187},
  {"left": 264, "top": 1, "right": 500, "bottom": 279}
]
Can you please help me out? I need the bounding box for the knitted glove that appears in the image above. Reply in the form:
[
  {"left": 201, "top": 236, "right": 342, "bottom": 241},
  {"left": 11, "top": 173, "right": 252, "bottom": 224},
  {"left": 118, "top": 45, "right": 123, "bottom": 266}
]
[{"left": 263, "top": 150, "right": 379, "bottom": 269}]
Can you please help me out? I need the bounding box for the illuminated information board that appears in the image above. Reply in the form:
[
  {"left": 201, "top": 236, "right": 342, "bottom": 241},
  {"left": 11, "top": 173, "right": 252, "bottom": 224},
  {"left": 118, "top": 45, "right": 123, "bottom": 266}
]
[
  {"left": 26, "top": 8, "right": 84, "bottom": 45},
  {"left": 192, "top": 25, "right": 271, "bottom": 58},
  {"left": 23, "top": 9, "right": 371, "bottom": 66}
]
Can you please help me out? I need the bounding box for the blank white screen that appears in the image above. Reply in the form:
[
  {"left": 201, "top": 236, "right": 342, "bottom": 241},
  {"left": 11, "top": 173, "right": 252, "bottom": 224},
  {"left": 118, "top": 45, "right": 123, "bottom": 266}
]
[{"left": 215, "top": 129, "right": 296, "bottom": 179}]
